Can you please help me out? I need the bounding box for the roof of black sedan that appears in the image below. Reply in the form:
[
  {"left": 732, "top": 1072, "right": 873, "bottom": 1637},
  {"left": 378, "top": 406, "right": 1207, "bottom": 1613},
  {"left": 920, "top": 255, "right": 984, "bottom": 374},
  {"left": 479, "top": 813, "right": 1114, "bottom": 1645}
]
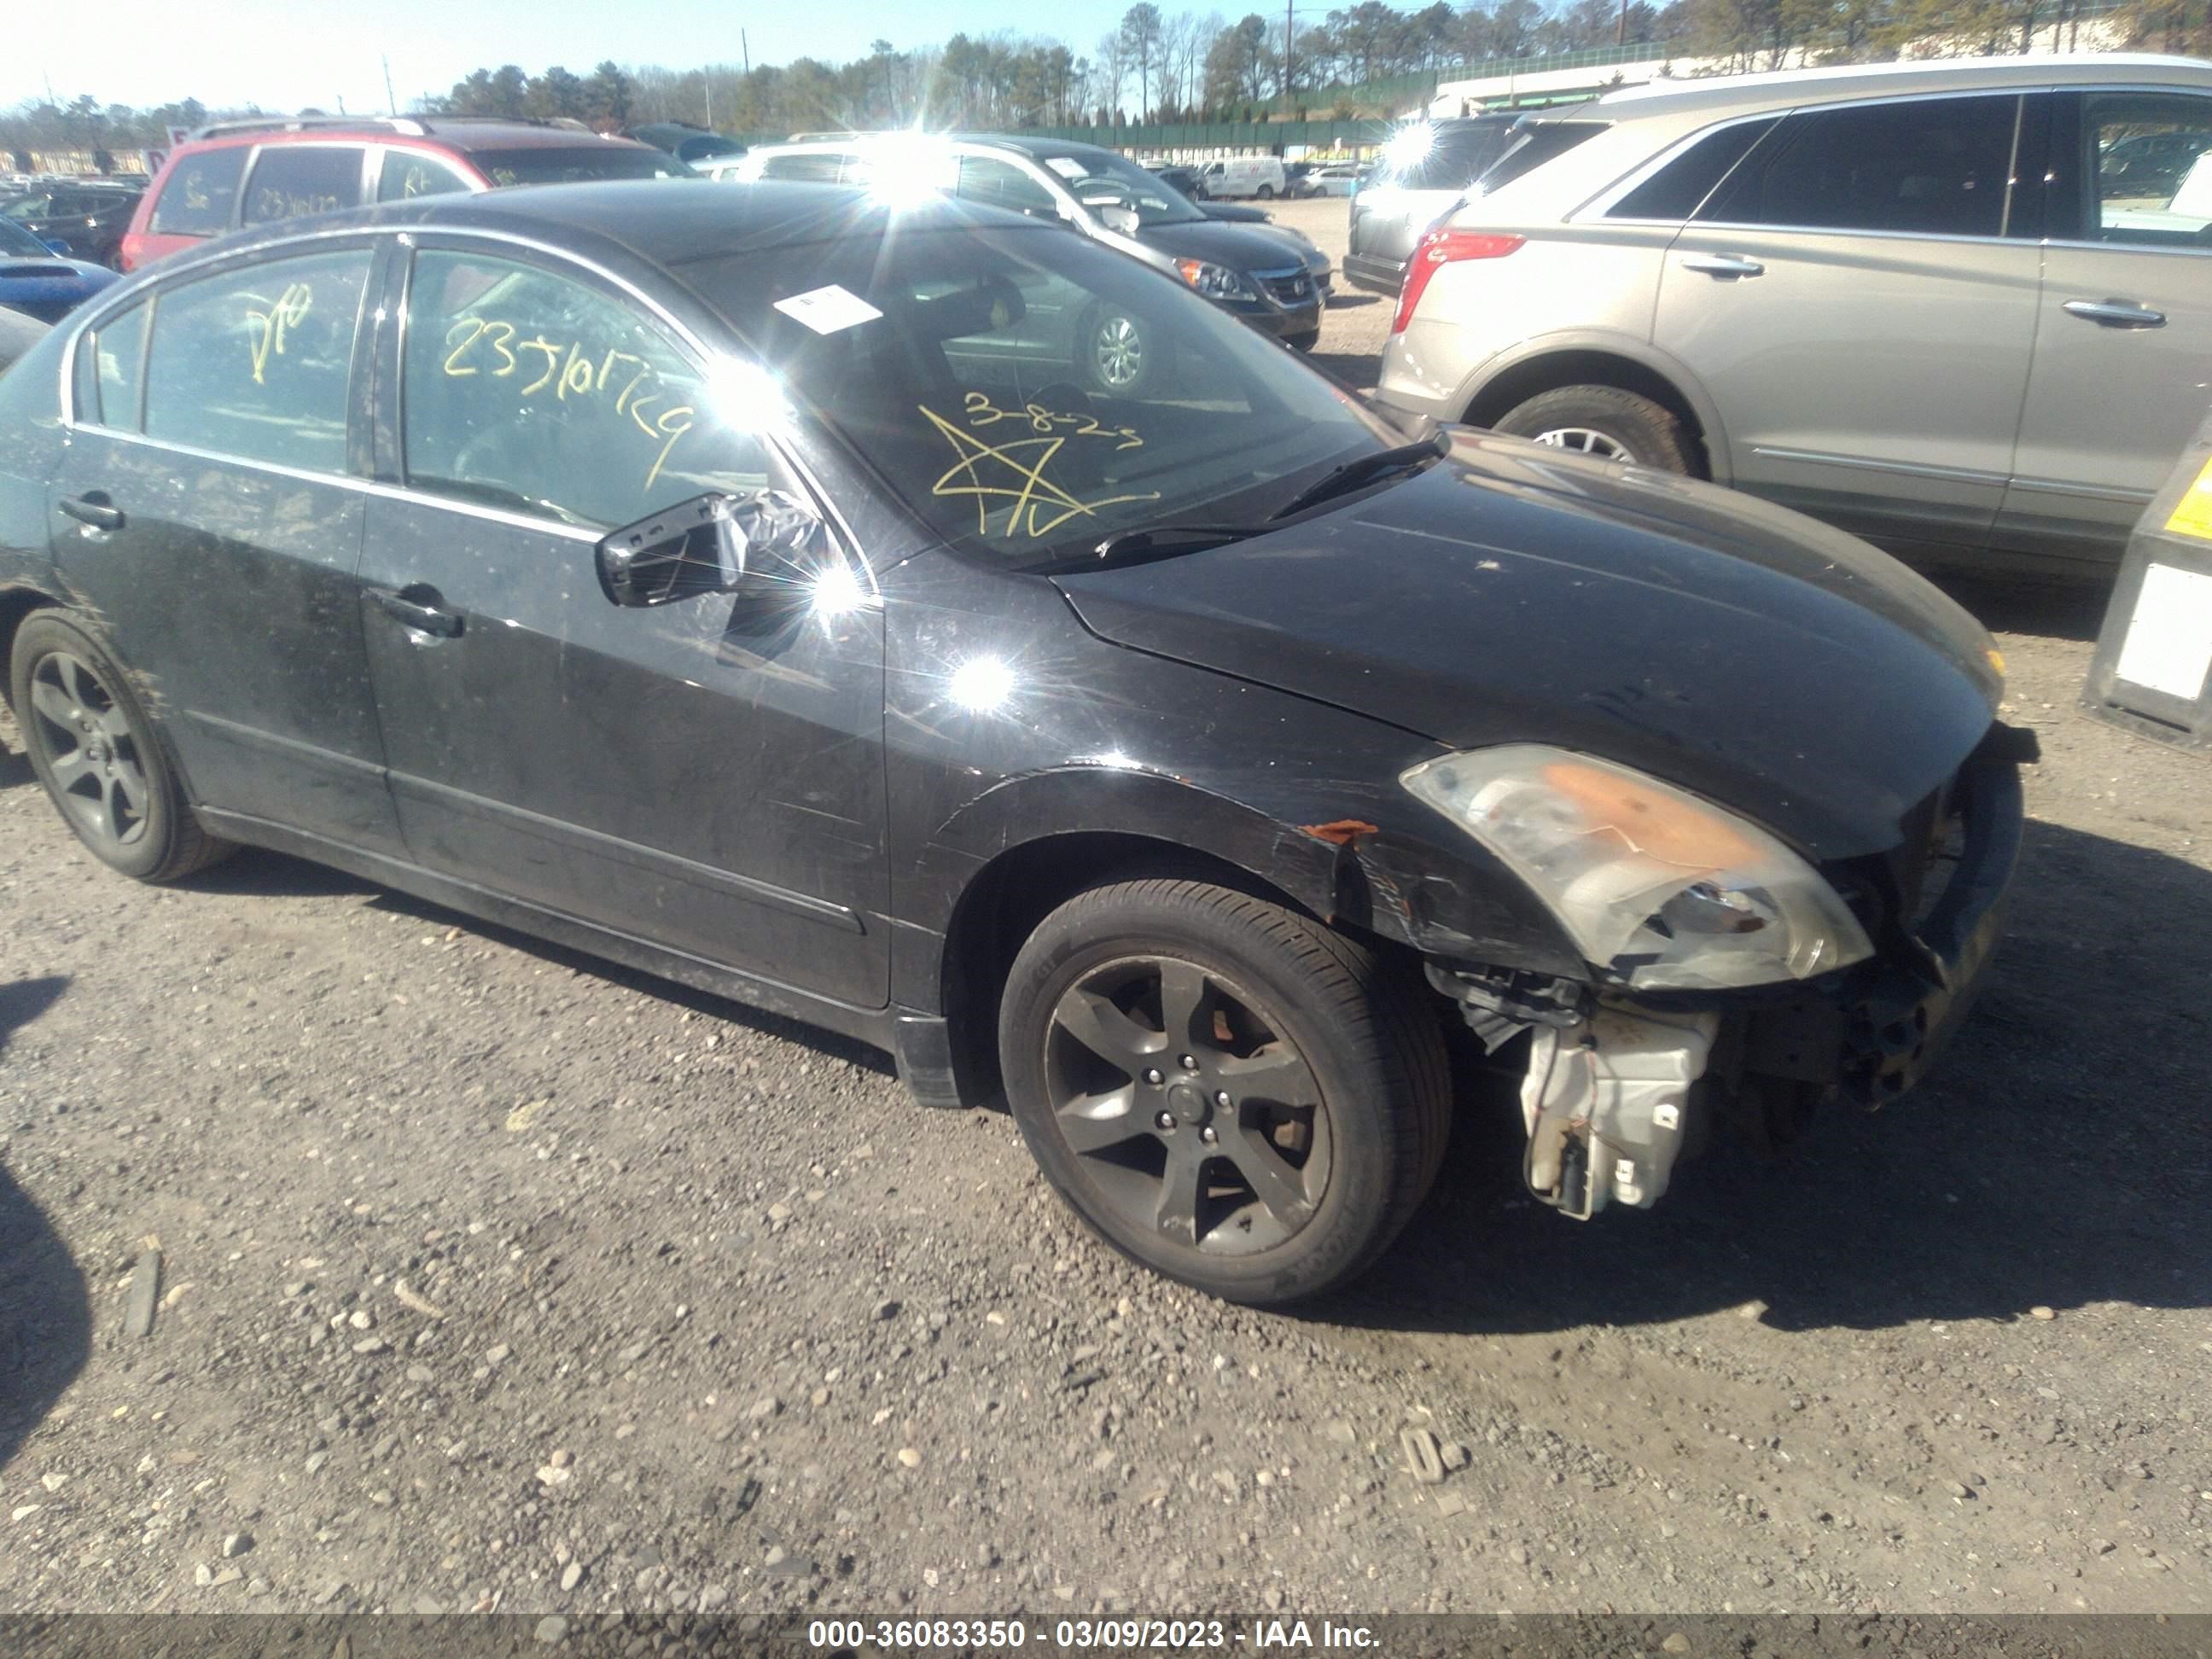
[{"left": 223, "top": 178, "right": 1037, "bottom": 271}]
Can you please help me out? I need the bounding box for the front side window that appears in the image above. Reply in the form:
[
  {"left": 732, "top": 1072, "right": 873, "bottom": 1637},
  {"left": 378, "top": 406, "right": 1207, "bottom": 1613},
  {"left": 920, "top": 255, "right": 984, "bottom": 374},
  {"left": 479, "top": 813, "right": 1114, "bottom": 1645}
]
[
  {"left": 400, "top": 249, "right": 773, "bottom": 529},
  {"left": 1033, "top": 151, "right": 1205, "bottom": 228},
  {"left": 760, "top": 152, "right": 856, "bottom": 184},
  {"left": 957, "top": 157, "right": 1059, "bottom": 218},
  {"left": 149, "top": 146, "right": 248, "bottom": 236},
  {"left": 1698, "top": 95, "right": 2020, "bottom": 239},
  {"left": 0, "top": 217, "right": 52, "bottom": 256},
  {"left": 243, "top": 147, "right": 365, "bottom": 225},
  {"left": 1610, "top": 119, "right": 1777, "bottom": 221},
  {"left": 142, "top": 247, "right": 371, "bottom": 472},
  {"left": 2082, "top": 91, "right": 2212, "bottom": 249},
  {"left": 2, "top": 195, "right": 53, "bottom": 223},
  {"left": 379, "top": 150, "right": 475, "bottom": 202},
  {"left": 687, "top": 219, "right": 1400, "bottom": 568}
]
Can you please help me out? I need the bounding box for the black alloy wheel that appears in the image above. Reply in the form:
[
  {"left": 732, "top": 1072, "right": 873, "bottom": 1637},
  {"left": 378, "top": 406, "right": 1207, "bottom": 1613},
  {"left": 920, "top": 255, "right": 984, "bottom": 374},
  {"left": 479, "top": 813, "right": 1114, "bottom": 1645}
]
[
  {"left": 10, "top": 612, "right": 230, "bottom": 882},
  {"left": 1000, "top": 877, "right": 1448, "bottom": 1304}
]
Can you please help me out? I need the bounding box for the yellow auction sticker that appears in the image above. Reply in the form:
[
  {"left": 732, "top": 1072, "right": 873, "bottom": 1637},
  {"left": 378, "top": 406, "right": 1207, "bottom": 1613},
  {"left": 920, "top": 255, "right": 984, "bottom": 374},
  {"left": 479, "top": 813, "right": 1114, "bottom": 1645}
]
[{"left": 2165, "top": 452, "right": 2212, "bottom": 540}]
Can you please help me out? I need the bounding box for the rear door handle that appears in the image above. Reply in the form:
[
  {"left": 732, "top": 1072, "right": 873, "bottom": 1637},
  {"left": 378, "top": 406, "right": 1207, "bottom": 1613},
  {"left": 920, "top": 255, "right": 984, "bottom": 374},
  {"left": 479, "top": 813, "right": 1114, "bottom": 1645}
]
[
  {"left": 365, "top": 585, "right": 464, "bottom": 638},
  {"left": 58, "top": 492, "right": 125, "bottom": 531},
  {"left": 1680, "top": 253, "right": 1766, "bottom": 279},
  {"left": 2063, "top": 298, "right": 2165, "bottom": 329}
]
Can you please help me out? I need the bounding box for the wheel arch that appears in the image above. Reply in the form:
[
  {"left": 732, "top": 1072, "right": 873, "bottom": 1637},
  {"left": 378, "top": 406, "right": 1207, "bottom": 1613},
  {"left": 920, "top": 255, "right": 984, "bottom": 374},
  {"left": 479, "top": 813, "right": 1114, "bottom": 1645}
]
[
  {"left": 1460, "top": 339, "right": 1729, "bottom": 484},
  {"left": 0, "top": 583, "right": 63, "bottom": 719},
  {"left": 916, "top": 769, "right": 1364, "bottom": 1101}
]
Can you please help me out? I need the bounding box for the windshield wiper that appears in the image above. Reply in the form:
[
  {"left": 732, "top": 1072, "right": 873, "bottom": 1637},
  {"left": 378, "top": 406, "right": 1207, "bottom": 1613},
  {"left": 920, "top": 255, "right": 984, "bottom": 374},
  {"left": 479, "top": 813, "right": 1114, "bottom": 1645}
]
[
  {"left": 1266, "top": 430, "right": 1450, "bottom": 522},
  {"left": 1074, "top": 523, "right": 1270, "bottom": 569}
]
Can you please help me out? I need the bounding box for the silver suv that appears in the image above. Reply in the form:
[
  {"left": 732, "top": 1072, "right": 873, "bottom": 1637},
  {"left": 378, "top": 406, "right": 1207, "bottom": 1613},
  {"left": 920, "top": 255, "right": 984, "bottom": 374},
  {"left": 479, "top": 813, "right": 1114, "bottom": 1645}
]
[{"left": 1375, "top": 55, "right": 2212, "bottom": 578}]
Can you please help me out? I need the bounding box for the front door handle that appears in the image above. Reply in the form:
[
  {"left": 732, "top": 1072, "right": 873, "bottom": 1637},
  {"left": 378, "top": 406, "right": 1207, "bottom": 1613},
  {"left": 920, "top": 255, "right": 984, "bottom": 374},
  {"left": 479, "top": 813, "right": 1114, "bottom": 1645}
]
[
  {"left": 1680, "top": 253, "right": 1766, "bottom": 279},
  {"left": 365, "top": 585, "right": 464, "bottom": 638},
  {"left": 2063, "top": 298, "right": 2166, "bottom": 329},
  {"left": 58, "top": 492, "right": 125, "bottom": 531}
]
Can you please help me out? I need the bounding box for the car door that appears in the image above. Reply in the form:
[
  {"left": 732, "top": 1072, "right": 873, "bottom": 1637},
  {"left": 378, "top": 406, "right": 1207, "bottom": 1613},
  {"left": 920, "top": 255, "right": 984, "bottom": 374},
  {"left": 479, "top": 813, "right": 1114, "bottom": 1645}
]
[
  {"left": 1998, "top": 87, "right": 2212, "bottom": 568},
  {"left": 355, "top": 240, "right": 889, "bottom": 1009},
  {"left": 1654, "top": 92, "right": 2040, "bottom": 553},
  {"left": 47, "top": 241, "right": 401, "bottom": 852}
]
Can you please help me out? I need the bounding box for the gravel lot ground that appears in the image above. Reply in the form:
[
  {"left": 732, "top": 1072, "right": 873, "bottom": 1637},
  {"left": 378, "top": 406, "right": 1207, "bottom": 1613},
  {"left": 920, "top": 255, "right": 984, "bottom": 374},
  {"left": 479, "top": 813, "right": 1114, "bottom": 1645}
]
[{"left": 2, "top": 196, "right": 2209, "bottom": 1621}]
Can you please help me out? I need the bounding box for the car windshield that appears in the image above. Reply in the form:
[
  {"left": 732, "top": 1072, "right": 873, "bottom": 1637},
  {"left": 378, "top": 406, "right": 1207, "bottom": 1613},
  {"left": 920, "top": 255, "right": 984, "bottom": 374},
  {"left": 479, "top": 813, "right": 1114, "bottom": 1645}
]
[
  {"left": 469, "top": 147, "right": 694, "bottom": 186},
  {"left": 688, "top": 219, "right": 1399, "bottom": 569},
  {"left": 0, "top": 216, "right": 53, "bottom": 256},
  {"left": 1033, "top": 150, "right": 1206, "bottom": 227}
]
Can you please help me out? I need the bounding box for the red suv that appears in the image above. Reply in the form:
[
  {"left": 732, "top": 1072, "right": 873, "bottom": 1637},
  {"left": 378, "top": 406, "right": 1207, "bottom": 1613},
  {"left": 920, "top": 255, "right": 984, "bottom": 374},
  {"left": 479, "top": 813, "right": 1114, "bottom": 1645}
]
[{"left": 119, "top": 115, "right": 690, "bottom": 271}]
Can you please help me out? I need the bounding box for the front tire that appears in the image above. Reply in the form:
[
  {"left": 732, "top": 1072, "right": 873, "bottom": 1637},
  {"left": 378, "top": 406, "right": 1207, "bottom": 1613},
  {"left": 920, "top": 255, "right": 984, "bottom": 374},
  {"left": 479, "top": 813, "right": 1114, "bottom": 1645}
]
[
  {"left": 1255, "top": 183, "right": 1276, "bottom": 200},
  {"left": 1490, "top": 384, "right": 1696, "bottom": 473},
  {"left": 10, "top": 612, "right": 231, "bottom": 882},
  {"left": 999, "top": 877, "right": 1448, "bottom": 1305}
]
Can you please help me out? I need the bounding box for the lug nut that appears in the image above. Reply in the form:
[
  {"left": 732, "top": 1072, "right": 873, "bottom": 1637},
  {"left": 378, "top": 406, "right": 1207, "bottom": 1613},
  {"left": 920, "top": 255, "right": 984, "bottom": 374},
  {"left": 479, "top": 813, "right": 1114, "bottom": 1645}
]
[
  {"left": 1214, "top": 1090, "right": 1231, "bottom": 1109},
  {"left": 1200, "top": 1126, "right": 1218, "bottom": 1144},
  {"left": 1142, "top": 1068, "right": 1164, "bottom": 1086},
  {"left": 1155, "top": 1111, "right": 1176, "bottom": 1131},
  {"left": 1178, "top": 1054, "right": 1198, "bottom": 1071}
]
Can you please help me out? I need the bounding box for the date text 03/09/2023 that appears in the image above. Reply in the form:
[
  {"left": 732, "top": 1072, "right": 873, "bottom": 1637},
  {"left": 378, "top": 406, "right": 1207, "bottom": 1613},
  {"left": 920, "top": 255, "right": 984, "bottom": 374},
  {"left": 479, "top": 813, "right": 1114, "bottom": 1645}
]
[{"left": 805, "top": 1619, "right": 1382, "bottom": 1650}]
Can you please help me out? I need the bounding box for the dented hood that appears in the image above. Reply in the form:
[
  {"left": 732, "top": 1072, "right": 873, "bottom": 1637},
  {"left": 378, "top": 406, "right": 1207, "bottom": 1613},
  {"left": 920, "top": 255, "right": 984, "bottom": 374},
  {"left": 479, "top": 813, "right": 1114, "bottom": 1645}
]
[{"left": 1053, "top": 431, "right": 2004, "bottom": 861}]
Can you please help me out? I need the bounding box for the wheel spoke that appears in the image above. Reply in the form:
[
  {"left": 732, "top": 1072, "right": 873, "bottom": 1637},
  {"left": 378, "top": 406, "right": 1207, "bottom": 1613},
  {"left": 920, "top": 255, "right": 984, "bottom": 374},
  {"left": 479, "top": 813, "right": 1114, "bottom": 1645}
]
[
  {"left": 1214, "top": 1043, "right": 1319, "bottom": 1107},
  {"left": 1055, "top": 986, "right": 1165, "bottom": 1074},
  {"left": 1057, "top": 1097, "right": 1145, "bottom": 1155},
  {"left": 1225, "top": 1124, "right": 1314, "bottom": 1226},
  {"left": 1157, "top": 959, "right": 1210, "bottom": 1051},
  {"left": 1155, "top": 1151, "right": 1205, "bottom": 1245},
  {"left": 109, "top": 763, "right": 147, "bottom": 818},
  {"left": 45, "top": 744, "right": 90, "bottom": 786},
  {"left": 28, "top": 676, "right": 79, "bottom": 731},
  {"left": 98, "top": 705, "right": 134, "bottom": 738},
  {"left": 57, "top": 655, "right": 99, "bottom": 711}
]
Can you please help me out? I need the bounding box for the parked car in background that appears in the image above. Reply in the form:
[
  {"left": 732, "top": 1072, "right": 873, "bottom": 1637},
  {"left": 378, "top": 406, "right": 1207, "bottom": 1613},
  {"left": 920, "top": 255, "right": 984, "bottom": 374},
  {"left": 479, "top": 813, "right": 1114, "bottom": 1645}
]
[
  {"left": 2098, "top": 125, "right": 2212, "bottom": 196},
  {"left": 0, "top": 215, "right": 119, "bottom": 322},
  {"left": 1198, "top": 155, "right": 1287, "bottom": 199},
  {"left": 118, "top": 115, "right": 690, "bottom": 271},
  {"left": 0, "top": 180, "right": 2030, "bottom": 1304},
  {"left": 1376, "top": 54, "right": 2212, "bottom": 580},
  {"left": 731, "top": 134, "right": 1326, "bottom": 351},
  {"left": 1345, "top": 115, "right": 1519, "bottom": 294},
  {"left": 1146, "top": 163, "right": 1208, "bottom": 198},
  {"left": 627, "top": 121, "right": 748, "bottom": 166},
  {"left": 0, "top": 305, "right": 44, "bottom": 372},
  {"left": 1306, "top": 162, "right": 1364, "bottom": 197},
  {"left": 1, "top": 182, "right": 143, "bottom": 269}
]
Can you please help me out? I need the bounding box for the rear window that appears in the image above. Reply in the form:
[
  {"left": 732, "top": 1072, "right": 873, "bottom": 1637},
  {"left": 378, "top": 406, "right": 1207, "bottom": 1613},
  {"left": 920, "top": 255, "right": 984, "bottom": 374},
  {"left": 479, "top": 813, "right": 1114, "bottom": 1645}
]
[
  {"left": 149, "top": 146, "right": 247, "bottom": 237},
  {"left": 1610, "top": 119, "right": 1777, "bottom": 220},
  {"left": 760, "top": 152, "right": 856, "bottom": 184},
  {"left": 467, "top": 147, "right": 690, "bottom": 186},
  {"left": 1385, "top": 122, "right": 1515, "bottom": 192},
  {"left": 244, "top": 147, "right": 365, "bottom": 225},
  {"left": 1472, "top": 121, "right": 1608, "bottom": 197}
]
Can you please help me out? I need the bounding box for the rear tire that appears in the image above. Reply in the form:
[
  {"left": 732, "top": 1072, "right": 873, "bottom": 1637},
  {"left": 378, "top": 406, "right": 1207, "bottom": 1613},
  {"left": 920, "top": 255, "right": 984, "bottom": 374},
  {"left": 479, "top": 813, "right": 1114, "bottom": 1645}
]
[
  {"left": 10, "top": 612, "right": 232, "bottom": 883},
  {"left": 1490, "top": 384, "right": 1697, "bottom": 474},
  {"left": 1284, "top": 329, "right": 1319, "bottom": 352},
  {"left": 998, "top": 877, "right": 1449, "bottom": 1305},
  {"left": 1078, "top": 302, "right": 1159, "bottom": 397},
  {"left": 1255, "top": 183, "right": 1276, "bottom": 200}
]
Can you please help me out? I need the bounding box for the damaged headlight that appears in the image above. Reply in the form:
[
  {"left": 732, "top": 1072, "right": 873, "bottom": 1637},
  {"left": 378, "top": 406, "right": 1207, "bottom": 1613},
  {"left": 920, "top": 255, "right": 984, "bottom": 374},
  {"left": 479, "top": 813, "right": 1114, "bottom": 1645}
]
[{"left": 1400, "top": 745, "right": 1873, "bottom": 991}]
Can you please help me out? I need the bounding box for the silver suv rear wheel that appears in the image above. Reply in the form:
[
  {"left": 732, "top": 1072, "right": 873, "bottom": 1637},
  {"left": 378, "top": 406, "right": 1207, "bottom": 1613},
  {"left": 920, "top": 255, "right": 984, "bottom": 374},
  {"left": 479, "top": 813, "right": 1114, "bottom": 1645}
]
[{"left": 1492, "top": 384, "right": 1696, "bottom": 474}]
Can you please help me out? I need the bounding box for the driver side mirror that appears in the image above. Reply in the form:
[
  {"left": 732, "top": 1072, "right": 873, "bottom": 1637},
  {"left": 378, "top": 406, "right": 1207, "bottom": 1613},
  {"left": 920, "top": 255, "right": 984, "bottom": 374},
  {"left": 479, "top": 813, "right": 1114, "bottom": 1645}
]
[{"left": 595, "top": 489, "right": 823, "bottom": 608}]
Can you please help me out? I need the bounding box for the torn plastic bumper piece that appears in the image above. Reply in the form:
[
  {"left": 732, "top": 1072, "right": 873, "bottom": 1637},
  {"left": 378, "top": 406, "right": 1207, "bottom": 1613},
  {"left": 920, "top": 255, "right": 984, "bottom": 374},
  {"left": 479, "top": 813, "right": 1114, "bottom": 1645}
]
[{"left": 1518, "top": 1004, "right": 1720, "bottom": 1219}]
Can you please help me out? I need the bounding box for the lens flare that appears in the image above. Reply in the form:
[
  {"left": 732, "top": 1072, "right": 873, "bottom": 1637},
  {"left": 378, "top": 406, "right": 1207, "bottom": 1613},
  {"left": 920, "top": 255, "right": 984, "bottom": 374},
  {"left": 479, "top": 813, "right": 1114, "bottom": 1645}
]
[
  {"left": 947, "top": 655, "right": 1017, "bottom": 712},
  {"left": 1383, "top": 122, "right": 1437, "bottom": 176},
  {"left": 810, "top": 559, "right": 869, "bottom": 621},
  {"left": 859, "top": 134, "right": 956, "bottom": 210}
]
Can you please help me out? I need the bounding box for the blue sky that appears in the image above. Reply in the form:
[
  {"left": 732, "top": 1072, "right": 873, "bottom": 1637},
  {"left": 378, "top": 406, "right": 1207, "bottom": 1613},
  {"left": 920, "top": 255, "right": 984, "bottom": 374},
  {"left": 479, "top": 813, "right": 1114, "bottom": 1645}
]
[{"left": 8, "top": 0, "right": 1153, "bottom": 116}]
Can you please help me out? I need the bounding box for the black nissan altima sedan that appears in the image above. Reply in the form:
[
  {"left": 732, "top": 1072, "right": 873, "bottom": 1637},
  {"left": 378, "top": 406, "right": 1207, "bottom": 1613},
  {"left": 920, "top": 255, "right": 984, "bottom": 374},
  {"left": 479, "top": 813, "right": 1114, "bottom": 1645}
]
[{"left": 0, "top": 181, "right": 2034, "bottom": 1304}]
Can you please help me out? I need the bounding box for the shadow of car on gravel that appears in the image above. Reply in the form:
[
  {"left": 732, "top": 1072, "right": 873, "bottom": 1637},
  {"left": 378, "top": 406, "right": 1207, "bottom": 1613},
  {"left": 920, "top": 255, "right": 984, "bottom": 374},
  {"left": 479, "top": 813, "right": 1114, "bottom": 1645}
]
[
  {"left": 1328, "top": 818, "right": 2212, "bottom": 1337},
  {"left": 0, "top": 976, "right": 90, "bottom": 1476}
]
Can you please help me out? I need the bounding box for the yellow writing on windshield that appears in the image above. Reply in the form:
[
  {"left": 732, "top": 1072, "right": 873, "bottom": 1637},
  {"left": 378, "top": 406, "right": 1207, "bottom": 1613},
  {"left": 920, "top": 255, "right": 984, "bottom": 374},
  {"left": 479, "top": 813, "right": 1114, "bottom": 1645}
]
[
  {"left": 963, "top": 391, "right": 1143, "bottom": 451},
  {"left": 245, "top": 282, "right": 314, "bottom": 385},
  {"left": 923, "top": 405, "right": 1161, "bottom": 539}
]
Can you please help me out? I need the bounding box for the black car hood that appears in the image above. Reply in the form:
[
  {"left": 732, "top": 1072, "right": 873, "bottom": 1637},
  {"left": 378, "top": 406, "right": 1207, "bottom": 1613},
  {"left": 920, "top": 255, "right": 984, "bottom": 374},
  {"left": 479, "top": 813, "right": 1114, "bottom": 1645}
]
[
  {"left": 1136, "top": 218, "right": 1311, "bottom": 271},
  {"left": 1054, "top": 431, "right": 2004, "bottom": 861}
]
